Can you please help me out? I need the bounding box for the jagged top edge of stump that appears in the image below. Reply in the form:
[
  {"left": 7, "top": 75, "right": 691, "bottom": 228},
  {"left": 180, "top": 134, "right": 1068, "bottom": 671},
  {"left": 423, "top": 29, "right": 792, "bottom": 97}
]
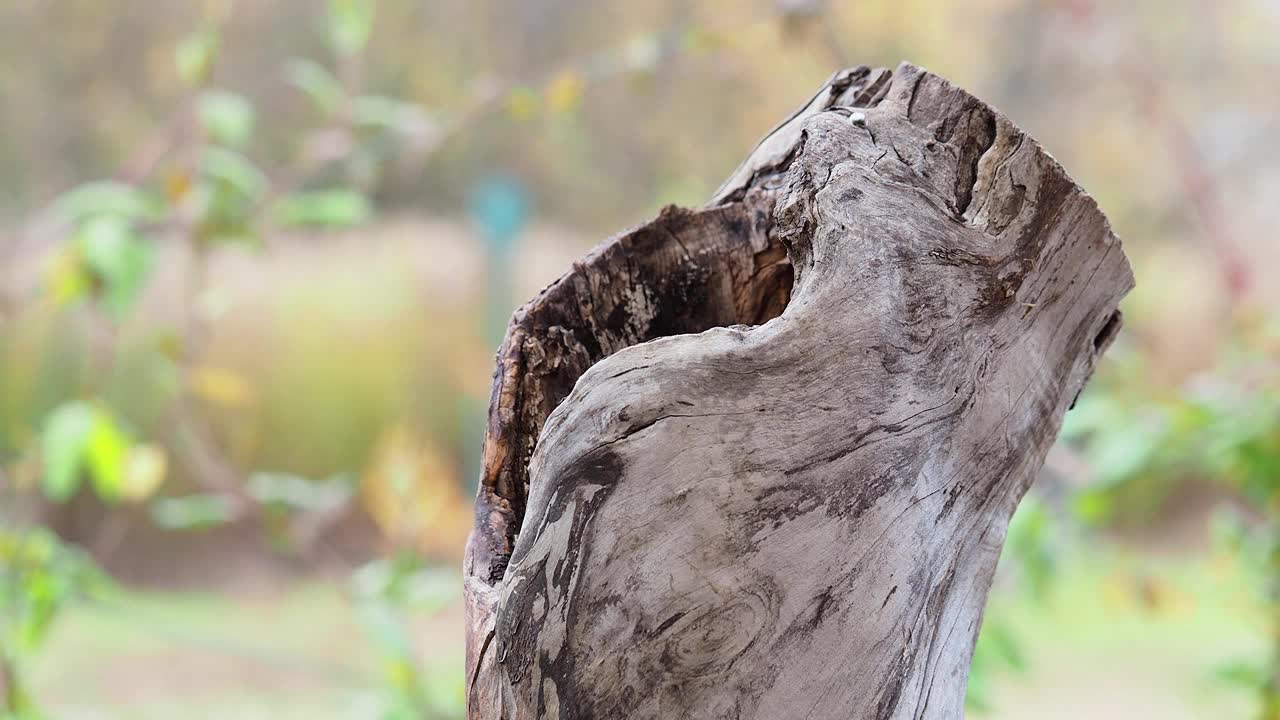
[{"left": 715, "top": 61, "right": 1125, "bottom": 244}]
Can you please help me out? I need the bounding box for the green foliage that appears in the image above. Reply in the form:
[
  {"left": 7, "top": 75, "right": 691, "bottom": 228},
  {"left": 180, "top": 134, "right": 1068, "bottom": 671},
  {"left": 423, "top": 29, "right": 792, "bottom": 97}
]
[
  {"left": 46, "top": 178, "right": 156, "bottom": 315},
  {"left": 1209, "top": 506, "right": 1280, "bottom": 714},
  {"left": 80, "top": 405, "right": 131, "bottom": 503},
  {"left": 39, "top": 402, "right": 95, "bottom": 503},
  {"left": 198, "top": 91, "right": 256, "bottom": 149},
  {"left": 969, "top": 325, "right": 1278, "bottom": 714},
  {"left": 966, "top": 617, "right": 1027, "bottom": 714},
  {"left": 247, "top": 471, "right": 354, "bottom": 513},
  {"left": 9, "top": 2, "right": 446, "bottom": 716},
  {"left": 175, "top": 28, "right": 219, "bottom": 88},
  {"left": 285, "top": 59, "right": 345, "bottom": 116},
  {"left": 193, "top": 147, "right": 266, "bottom": 245},
  {"left": 199, "top": 146, "right": 267, "bottom": 201},
  {"left": 273, "top": 190, "right": 371, "bottom": 228},
  {"left": 0, "top": 529, "right": 106, "bottom": 717},
  {"left": 75, "top": 217, "right": 154, "bottom": 319},
  {"left": 1062, "top": 332, "right": 1279, "bottom": 525},
  {"left": 1002, "top": 496, "right": 1058, "bottom": 603},
  {"left": 39, "top": 402, "right": 134, "bottom": 505},
  {"left": 966, "top": 495, "right": 1059, "bottom": 713},
  {"left": 327, "top": 0, "right": 376, "bottom": 57},
  {"left": 53, "top": 182, "right": 163, "bottom": 225},
  {"left": 352, "top": 555, "right": 464, "bottom": 719},
  {"left": 973, "top": 325, "right": 1280, "bottom": 715},
  {"left": 47, "top": 182, "right": 157, "bottom": 318},
  {"left": 351, "top": 95, "right": 424, "bottom": 134},
  {"left": 149, "top": 494, "right": 238, "bottom": 530},
  {"left": 0, "top": 530, "right": 102, "bottom": 655}
]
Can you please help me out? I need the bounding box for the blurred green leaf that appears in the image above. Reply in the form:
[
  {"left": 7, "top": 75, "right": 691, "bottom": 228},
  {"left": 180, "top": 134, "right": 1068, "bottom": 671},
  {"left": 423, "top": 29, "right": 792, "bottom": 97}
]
[
  {"left": 357, "top": 597, "right": 413, "bottom": 657},
  {"left": 967, "top": 616, "right": 1029, "bottom": 714},
  {"left": 150, "top": 495, "right": 238, "bottom": 530},
  {"left": 285, "top": 59, "right": 345, "bottom": 116},
  {"left": 352, "top": 556, "right": 396, "bottom": 598},
  {"left": 399, "top": 566, "right": 459, "bottom": 612},
  {"left": 1071, "top": 487, "right": 1114, "bottom": 524},
  {"left": 175, "top": 27, "right": 219, "bottom": 87},
  {"left": 420, "top": 662, "right": 466, "bottom": 718},
  {"left": 272, "top": 189, "right": 370, "bottom": 228},
  {"left": 344, "top": 148, "right": 381, "bottom": 191},
  {"left": 199, "top": 147, "right": 267, "bottom": 199},
  {"left": 1208, "top": 506, "right": 1249, "bottom": 555},
  {"left": 1211, "top": 659, "right": 1267, "bottom": 690},
  {"left": 40, "top": 402, "right": 95, "bottom": 503},
  {"left": 83, "top": 408, "right": 132, "bottom": 504},
  {"left": 76, "top": 216, "right": 153, "bottom": 318},
  {"left": 1, "top": 528, "right": 106, "bottom": 660},
  {"left": 966, "top": 653, "right": 994, "bottom": 713},
  {"left": 327, "top": 0, "right": 375, "bottom": 56},
  {"left": 984, "top": 621, "right": 1027, "bottom": 673},
  {"left": 198, "top": 90, "right": 256, "bottom": 148},
  {"left": 1005, "top": 497, "right": 1057, "bottom": 602},
  {"left": 351, "top": 95, "right": 425, "bottom": 133},
  {"left": 1085, "top": 411, "right": 1170, "bottom": 487},
  {"left": 38, "top": 402, "right": 136, "bottom": 504},
  {"left": 193, "top": 147, "right": 267, "bottom": 244},
  {"left": 53, "top": 181, "right": 163, "bottom": 224},
  {"left": 247, "top": 471, "right": 353, "bottom": 512},
  {"left": 45, "top": 244, "right": 93, "bottom": 307},
  {"left": 192, "top": 182, "right": 258, "bottom": 246},
  {"left": 353, "top": 556, "right": 459, "bottom": 612}
]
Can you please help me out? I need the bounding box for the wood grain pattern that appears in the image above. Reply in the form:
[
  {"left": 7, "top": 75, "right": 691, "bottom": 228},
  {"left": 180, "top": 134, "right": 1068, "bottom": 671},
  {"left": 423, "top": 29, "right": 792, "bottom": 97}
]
[{"left": 464, "top": 62, "right": 1133, "bottom": 719}]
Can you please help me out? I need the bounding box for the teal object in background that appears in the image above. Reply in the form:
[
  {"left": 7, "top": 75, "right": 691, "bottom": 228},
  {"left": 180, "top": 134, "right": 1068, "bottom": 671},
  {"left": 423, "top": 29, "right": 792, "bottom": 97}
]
[
  {"left": 464, "top": 175, "right": 531, "bottom": 491},
  {"left": 468, "top": 176, "right": 530, "bottom": 256},
  {"left": 467, "top": 175, "right": 529, "bottom": 345}
]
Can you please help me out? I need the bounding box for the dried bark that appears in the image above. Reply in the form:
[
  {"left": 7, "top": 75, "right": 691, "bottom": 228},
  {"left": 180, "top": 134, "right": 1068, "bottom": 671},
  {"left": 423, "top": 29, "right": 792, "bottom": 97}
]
[{"left": 464, "top": 62, "right": 1133, "bottom": 719}]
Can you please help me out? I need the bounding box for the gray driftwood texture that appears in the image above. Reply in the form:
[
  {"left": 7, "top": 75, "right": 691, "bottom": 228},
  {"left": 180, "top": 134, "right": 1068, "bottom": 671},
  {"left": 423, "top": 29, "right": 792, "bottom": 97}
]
[{"left": 463, "top": 62, "right": 1133, "bottom": 719}]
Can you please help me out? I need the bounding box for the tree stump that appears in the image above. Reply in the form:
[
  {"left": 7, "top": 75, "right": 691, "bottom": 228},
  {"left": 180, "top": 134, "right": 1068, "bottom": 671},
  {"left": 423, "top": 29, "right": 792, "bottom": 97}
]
[{"left": 463, "top": 62, "right": 1133, "bottom": 719}]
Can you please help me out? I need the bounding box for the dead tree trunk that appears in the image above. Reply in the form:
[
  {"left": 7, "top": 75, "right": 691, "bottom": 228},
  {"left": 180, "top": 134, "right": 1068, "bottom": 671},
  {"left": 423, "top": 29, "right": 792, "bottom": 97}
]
[{"left": 463, "top": 63, "right": 1133, "bottom": 719}]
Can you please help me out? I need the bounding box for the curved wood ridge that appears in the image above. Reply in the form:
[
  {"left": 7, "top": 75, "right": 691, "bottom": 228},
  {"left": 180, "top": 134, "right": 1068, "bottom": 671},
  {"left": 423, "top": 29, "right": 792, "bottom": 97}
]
[{"left": 464, "top": 62, "right": 1133, "bottom": 719}]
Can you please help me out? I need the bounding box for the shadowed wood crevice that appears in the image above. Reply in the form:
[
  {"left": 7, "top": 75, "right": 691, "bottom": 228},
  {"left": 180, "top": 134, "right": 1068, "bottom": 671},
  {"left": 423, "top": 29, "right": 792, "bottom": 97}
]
[
  {"left": 468, "top": 200, "right": 795, "bottom": 589},
  {"left": 464, "top": 62, "right": 1133, "bottom": 719}
]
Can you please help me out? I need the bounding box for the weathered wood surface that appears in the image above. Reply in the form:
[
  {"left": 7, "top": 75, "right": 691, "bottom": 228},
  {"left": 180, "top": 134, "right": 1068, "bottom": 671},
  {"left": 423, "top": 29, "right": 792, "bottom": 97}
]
[{"left": 464, "top": 62, "right": 1133, "bottom": 719}]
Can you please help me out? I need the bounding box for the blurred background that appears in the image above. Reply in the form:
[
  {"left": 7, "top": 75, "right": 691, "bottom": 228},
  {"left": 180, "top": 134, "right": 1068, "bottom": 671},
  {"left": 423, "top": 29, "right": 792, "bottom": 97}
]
[{"left": 0, "top": 0, "right": 1276, "bottom": 718}]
